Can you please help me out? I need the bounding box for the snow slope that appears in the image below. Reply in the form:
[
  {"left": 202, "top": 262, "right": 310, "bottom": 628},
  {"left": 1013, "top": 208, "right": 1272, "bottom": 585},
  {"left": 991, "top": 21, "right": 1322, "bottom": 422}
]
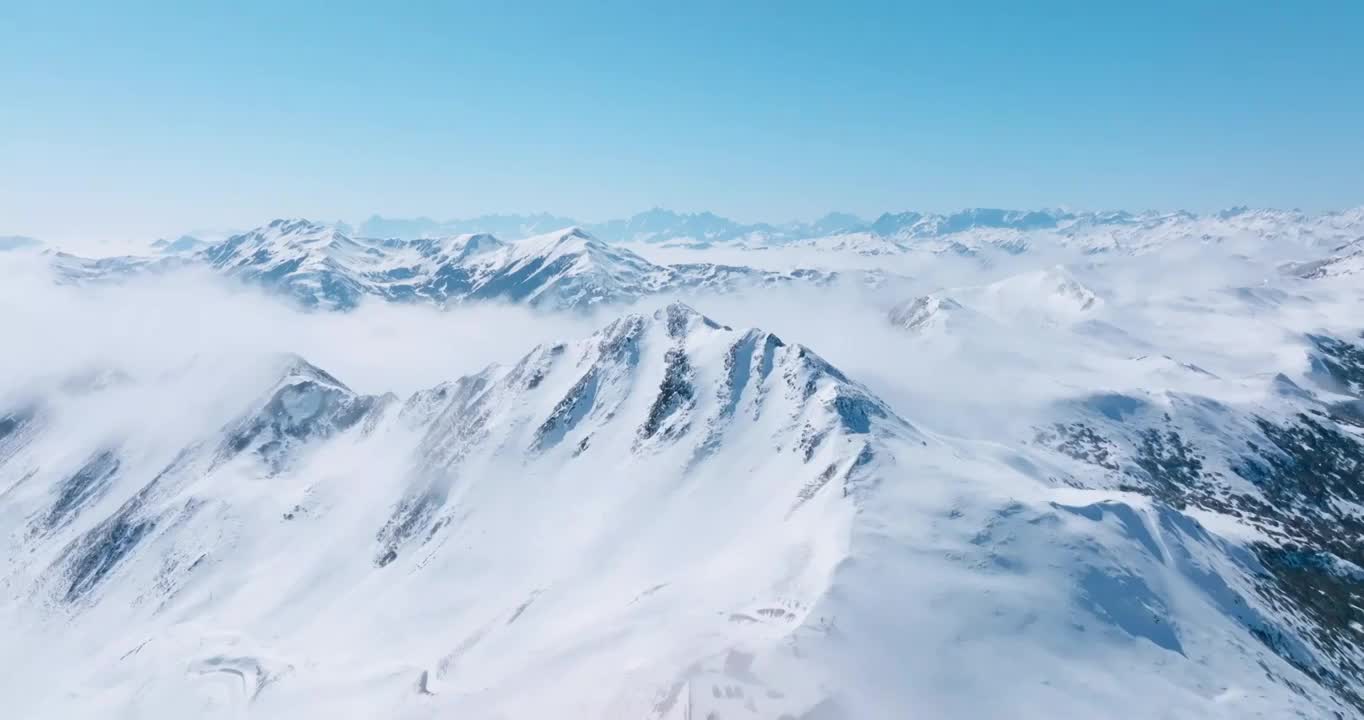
[{"left": 2, "top": 301, "right": 1362, "bottom": 718}]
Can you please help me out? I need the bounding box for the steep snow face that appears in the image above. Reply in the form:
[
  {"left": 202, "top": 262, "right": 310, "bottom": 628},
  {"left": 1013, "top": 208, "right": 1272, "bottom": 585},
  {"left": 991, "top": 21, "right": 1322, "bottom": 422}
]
[{"left": 3, "top": 300, "right": 1363, "bottom": 719}]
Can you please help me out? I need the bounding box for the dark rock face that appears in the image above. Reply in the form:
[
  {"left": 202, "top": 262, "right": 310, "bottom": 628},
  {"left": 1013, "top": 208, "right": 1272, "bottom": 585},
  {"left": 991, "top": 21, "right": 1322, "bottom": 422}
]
[
  {"left": 661, "top": 303, "right": 723, "bottom": 339},
  {"left": 1127, "top": 428, "right": 1206, "bottom": 504},
  {"left": 422, "top": 263, "right": 475, "bottom": 299},
  {"left": 1034, "top": 423, "right": 1119, "bottom": 471},
  {"left": 597, "top": 316, "right": 645, "bottom": 363},
  {"left": 63, "top": 514, "right": 155, "bottom": 603},
  {"left": 640, "top": 349, "right": 695, "bottom": 441},
  {"left": 0, "top": 404, "right": 38, "bottom": 465},
  {"left": 533, "top": 369, "right": 600, "bottom": 452},
  {"left": 374, "top": 491, "right": 443, "bottom": 567},
  {"left": 831, "top": 393, "right": 884, "bottom": 435},
  {"left": 718, "top": 332, "right": 760, "bottom": 419},
  {"left": 222, "top": 376, "right": 380, "bottom": 471},
  {"left": 0, "top": 406, "right": 34, "bottom": 441},
  {"left": 533, "top": 317, "right": 647, "bottom": 452},
  {"left": 45, "top": 449, "right": 121, "bottom": 531},
  {"left": 1308, "top": 333, "right": 1364, "bottom": 397},
  {"left": 53, "top": 445, "right": 206, "bottom": 605}
]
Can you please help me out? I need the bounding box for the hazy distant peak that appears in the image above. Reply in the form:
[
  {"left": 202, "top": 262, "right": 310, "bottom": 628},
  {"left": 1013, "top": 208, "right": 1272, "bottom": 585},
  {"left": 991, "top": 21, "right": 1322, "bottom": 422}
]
[{"left": 0, "top": 235, "right": 42, "bottom": 251}]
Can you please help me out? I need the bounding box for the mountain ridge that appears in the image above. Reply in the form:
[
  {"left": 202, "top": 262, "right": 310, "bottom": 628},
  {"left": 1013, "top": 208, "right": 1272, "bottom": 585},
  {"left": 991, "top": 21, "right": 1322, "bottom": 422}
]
[
  {"left": 4, "top": 303, "right": 1364, "bottom": 716},
  {"left": 47, "top": 221, "right": 860, "bottom": 311}
]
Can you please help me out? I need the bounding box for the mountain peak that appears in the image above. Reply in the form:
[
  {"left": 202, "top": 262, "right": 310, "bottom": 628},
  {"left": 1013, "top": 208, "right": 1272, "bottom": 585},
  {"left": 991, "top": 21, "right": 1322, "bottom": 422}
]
[
  {"left": 505, "top": 226, "right": 616, "bottom": 262},
  {"left": 653, "top": 302, "right": 728, "bottom": 338},
  {"left": 978, "top": 265, "right": 1102, "bottom": 320},
  {"left": 515, "top": 226, "right": 599, "bottom": 248},
  {"left": 557, "top": 226, "right": 594, "bottom": 242},
  {"left": 265, "top": 217, "right": 328, "bottom": 234},
  {"left": 270, "top": 352, "right": 351, "bottom": 391},
  {"left": 888, "top": 294, "right": 967, "bottom": 332}
]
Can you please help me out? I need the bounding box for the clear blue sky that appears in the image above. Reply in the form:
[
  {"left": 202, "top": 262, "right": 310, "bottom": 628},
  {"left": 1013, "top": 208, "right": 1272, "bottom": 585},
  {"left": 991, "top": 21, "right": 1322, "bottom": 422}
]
[{"left": 3, "top": 0, "right": 1362, "bottom": 241}]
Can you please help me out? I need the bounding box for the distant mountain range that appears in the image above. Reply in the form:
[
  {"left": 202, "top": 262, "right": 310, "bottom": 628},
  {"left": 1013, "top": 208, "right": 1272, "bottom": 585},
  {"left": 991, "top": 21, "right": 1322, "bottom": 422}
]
[
  {"left": 48, "top": 220, "right": 863, "bottom": 311},
  {"left": 352, "top": 205, "right": 1364, "bottom": 247},
  {"left": 34, "top": 205, "right": 1364, "bottom": 312}
]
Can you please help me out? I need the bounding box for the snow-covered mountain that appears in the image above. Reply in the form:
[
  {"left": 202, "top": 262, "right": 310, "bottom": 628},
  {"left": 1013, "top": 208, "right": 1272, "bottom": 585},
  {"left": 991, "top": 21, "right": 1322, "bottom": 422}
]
[
  {"left": 779, "top": 206, "right": 1364, "bottom": 259},
  {"left": 886, "top": 293, "right": 982, "bottom": 334},
  {"left": 972, "top": 265, "right": 1104, "bottom": 323},
  {"left": 885, "top": 266, "right": 1101, "bottom": 338},
  {"left": 359, "top": 209, "right": 808, "bottom": 246},
  {"left": 1028, "top": 332, "right": 1364, "bottom": 714},
  {"left": 47, "top": 250, "right": 191, "bottom": 283},
  {"left": 3, "top": 299, "right": 1364, "bottom": 718},
  {"left": 11, "top": 201, "right": 1364, "bottom": 718},
  {"left": 0, "top": 304, "right": 909, "bottom": 717},
  {"left": 588, "top": 208, "right": 785, "bottom": 246},
  {"left": 151, "top": 235, "right": 208, "bottom": 254},
  {"left": 41, "top": 207, "right": 1364, "bottom": 311},
  {"left": 49, "top": 220, "right": 851, "bottom": 311},
  {"left": 342, "top": 206, "right": 1364, "bottom": 259}
]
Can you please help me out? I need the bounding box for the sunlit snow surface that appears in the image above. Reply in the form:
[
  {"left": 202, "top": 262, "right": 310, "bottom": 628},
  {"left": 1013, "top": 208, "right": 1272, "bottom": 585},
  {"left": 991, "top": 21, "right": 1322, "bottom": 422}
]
[{"left": 3, "top": 207, "right": 1364, "bottom": 718}]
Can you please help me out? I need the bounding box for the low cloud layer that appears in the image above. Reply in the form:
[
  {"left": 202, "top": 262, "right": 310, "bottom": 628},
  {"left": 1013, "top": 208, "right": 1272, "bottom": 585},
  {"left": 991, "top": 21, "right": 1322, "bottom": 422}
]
[{"left": 4, "top": 236, "right": 1356, "bottom": 440}]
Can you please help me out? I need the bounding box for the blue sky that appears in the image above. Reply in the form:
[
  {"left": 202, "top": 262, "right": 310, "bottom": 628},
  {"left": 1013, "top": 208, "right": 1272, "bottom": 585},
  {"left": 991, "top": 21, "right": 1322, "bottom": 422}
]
[{"left": 3, "top": 0, "right": 1362, "bottom": 241}]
